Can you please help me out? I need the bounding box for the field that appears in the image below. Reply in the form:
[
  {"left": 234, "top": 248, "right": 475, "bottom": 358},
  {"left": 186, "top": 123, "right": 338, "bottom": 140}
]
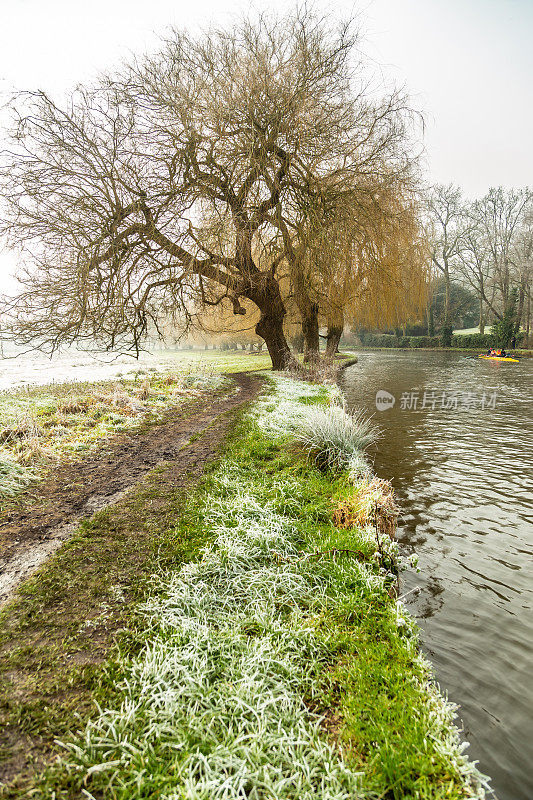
[{"left": 0, "top": 351, "right": 272, "bottom": 503}]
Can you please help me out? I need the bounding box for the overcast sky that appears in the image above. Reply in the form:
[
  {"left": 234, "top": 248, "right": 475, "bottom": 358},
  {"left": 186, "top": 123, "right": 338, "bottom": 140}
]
[{"left": 0, "top": 0, "right": 532, "bottom": 293}]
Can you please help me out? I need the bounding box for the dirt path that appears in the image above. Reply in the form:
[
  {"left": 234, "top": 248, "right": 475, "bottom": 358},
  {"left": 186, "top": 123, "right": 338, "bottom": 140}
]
[{"left": 0, "top": 372, "right": 263, "bottom": 605}]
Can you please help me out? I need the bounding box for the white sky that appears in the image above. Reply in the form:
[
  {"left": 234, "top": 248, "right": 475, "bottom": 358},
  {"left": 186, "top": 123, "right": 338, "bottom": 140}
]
[{"left": 1, "top": 0, "right": 532, "bottom": 293}]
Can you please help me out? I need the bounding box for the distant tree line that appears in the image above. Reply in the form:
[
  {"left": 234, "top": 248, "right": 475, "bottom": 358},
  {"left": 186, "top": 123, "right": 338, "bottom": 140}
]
[{"left": 425, "top": 184, "right": 532, "bottom": 347}]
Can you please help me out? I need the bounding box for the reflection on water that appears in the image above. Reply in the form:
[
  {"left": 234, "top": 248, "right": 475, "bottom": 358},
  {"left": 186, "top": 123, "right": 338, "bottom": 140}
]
[{"left": 341, "top": 352, "right": 533, "bottom": 800}]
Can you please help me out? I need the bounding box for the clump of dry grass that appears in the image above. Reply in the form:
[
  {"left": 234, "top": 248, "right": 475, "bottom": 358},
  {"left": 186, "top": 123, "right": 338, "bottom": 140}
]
[
  {"left": 333, "top": 477, "right": 399, "bottom": 539},
  {"left": 57, "top": 397, "right": 94, "bottom": 414},
  {"left": 0, "top": 419, "right": 44, "bottom": 444},
  {"left": 135, "top": 379, "right": 152, "bottom": 401},
  {"left": 13, "top": 436, "right": 57, "bottom": 465},
  {"left": 283, "top": 359, "right": 339, "bottom": 385}
]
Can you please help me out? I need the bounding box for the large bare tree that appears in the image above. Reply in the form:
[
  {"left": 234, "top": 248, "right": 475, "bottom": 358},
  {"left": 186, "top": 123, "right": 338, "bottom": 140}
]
[{"left": 0, "top": 11, "right": 382, "bottom": 368}]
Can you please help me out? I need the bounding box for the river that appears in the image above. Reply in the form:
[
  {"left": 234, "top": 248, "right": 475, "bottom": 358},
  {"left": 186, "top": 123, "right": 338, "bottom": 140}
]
[{"left": 341, "top": 351, "right": 533, "bottom": 800}]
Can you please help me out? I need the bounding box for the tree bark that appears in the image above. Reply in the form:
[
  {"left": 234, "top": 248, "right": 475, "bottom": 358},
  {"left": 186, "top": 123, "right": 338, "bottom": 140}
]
[
  {"left": 302, "top": 303, "right": 320, "bottom": 363},
  {"left": 326, "top": 325, "right": 343, "bottom": 358},
  {"left": 290, "top": 261, "right": 320, "bottom": 362},
  {"left": 248, "top": 275, "right": 295, "bottom": 371}
]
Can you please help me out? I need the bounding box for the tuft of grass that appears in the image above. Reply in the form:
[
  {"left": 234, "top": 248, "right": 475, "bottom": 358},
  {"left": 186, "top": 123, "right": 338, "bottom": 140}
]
[
  {"left": 294, "top": 404, "right": 379, "bottom": 472},
  {"left": 0, "top": 452, "right": 36, "bottom": 497}
]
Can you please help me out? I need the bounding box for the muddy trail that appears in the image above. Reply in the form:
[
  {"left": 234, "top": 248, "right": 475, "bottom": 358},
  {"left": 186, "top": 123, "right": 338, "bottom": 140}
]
[{"left": 0, "top": 372, "right": 263, "bottom": 605}]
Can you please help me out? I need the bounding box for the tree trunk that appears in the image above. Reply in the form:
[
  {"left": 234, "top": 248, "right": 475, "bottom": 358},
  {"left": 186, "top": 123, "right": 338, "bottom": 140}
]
[
  {"left": 526, "top": 283, "right": 531, "bottom": 346},
  {"left": 302, "top": 303, "right": 320, "bottom": 363},
  {"left": 443, "top": 263, "right": 450, "bottom": 326},
  {"left": 249, "top": 275, "right": 296, "bottom": 371},
  {"left": 427, "top": 304, "right": 435, "bottom": 336},
  {"left": 326, "top": 307, "right": 344, "bottom": 358},
  {"left": 291, "top": 264, "right": 320, "bottom": 362},
  {"left": 478, "top": 273, "right": 485, "bottom": 334},
  {"left": 326, "top": 325, "right": 343, "bottom": 358},
  {"left": 516, "top": 274, "right": 526, "bottom": 333}
]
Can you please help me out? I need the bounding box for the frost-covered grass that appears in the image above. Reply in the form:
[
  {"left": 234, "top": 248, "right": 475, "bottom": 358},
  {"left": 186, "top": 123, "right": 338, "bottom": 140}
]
[
  {"left": 0, "top": 367, "right": 227, "bottom": 503},
  {"left": 36, "top": 373, "right": 489, "bottom": 799},
  {"left": 293, "top": 404, "right": 379, "bottom": 472},
  {"left": 0, "top": 452, "right": 37, "bottom": 497}
]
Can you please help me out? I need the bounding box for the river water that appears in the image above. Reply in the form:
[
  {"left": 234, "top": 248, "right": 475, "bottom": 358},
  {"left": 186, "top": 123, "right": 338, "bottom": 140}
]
[{"left": 341, "top": 351, "right": 533, "bottom": 800}]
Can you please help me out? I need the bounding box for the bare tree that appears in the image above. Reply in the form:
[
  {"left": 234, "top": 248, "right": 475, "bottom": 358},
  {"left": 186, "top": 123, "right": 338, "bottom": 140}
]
[
  {"left": 1, "top": 11, "right": 388, "bottom": 369},
  {"left": 456, "top": 217, "right": 496, "bottom": 333},
  {"left": 426, "top": 184, "right": 471, "bottom": 339},
  {"left": 473, "top": 188, "right": 531, "bottom": 314}
]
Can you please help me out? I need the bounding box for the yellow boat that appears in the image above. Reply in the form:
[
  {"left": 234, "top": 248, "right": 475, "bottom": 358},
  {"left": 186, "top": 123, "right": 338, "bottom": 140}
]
[{"left": 478, "top": 354, "right": 520, "bottom": 363}]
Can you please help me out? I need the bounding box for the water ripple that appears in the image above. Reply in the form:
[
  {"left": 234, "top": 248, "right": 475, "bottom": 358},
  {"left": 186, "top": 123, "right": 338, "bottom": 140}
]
[{"left": 342, "top": 351, "right": 533, "bottom": 800}]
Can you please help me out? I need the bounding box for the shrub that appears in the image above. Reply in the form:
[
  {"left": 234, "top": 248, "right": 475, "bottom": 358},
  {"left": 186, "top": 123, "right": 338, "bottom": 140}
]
[
  {"left": 294, "top": 405, "right": 379, "bottom": 472},
  {"left": 359, "top": 333, "right": 397, "bottom": 347},
  {"left": 450, "top": 333, "right": 496, "bottom": 349},
  {"left": 404, "top": 323, "right": 427, "bottom": 336},
  {"left": 441, "top": 324, "right": 453, "bottom": 347}
]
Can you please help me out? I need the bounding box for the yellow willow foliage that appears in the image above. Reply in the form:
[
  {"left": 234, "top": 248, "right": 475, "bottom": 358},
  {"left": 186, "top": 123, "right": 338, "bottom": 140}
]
[{"left": 314, "top": 191, "right": 430, "bottom": 329}]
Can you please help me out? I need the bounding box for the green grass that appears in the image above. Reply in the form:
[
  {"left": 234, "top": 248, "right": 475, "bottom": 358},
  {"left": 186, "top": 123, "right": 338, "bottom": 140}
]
[
  {"left": 0, "top": 427, "right": 228, "bottom": 797},
  {"left": 0, "top": 365, "right": 233, "bottom": 506},
  {"left": 4, "top": 375, "right": 488, "bottom": 799},
  {"left": 117, "top": 349, "right": 273, "bottom": 375}
]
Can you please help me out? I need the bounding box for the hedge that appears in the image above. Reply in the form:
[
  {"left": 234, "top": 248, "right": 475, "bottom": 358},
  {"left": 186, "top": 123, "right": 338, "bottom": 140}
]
[{"left": 357, "top": 332, "right": 517, "bottom": 349}]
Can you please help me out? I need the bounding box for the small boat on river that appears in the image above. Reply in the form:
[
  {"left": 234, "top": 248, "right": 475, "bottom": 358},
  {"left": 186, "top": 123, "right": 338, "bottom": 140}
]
[{"left": 478, "top": 354, "right": 520, "bottom": 363}]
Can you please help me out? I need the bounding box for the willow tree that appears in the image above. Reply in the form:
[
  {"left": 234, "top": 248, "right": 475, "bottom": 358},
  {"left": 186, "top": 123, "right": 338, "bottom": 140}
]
[
  {"left": 273, "top": 84, "right": 420, "bottom": 361},
  {"left": 0, "top": 11, "right": 371, "bottom": 369},
  {"left": 311, "top": 186, "right": 429, "bottom": 348}
]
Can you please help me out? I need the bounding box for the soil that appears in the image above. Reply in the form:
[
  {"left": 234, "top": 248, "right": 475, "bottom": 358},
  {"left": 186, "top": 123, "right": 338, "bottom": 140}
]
[{"left": 0, "top": 372, "right": 263, "bottom": 606}]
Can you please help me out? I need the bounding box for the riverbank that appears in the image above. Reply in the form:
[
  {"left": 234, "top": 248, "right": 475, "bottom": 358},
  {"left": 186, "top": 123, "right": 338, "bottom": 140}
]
[
  {"left": 340, "top": 349, "right": 533, "bottom": 798},
  {"left": 351, "top": 346, "right": 533, "bottom": 356},
  {"left": 0, "top": 370, "right": 489, "bottom": 798}
]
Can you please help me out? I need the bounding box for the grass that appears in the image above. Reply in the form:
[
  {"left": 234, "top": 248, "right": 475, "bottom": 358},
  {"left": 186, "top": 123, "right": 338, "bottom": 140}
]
[
  {"left": 293, "top": 403, "right": 378, "bottom": 472},
  {"left": 0, "top": 366, "right": 229, "bottom": 505},
  {"left": 1, "top": 373, "right": 488, "bottom": 799},
  {"left": 0, "top": 424, "right": 229, "bottom": 797},
  {"left": 0, "top": 454, "right": 37, "bottom": 498}
]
